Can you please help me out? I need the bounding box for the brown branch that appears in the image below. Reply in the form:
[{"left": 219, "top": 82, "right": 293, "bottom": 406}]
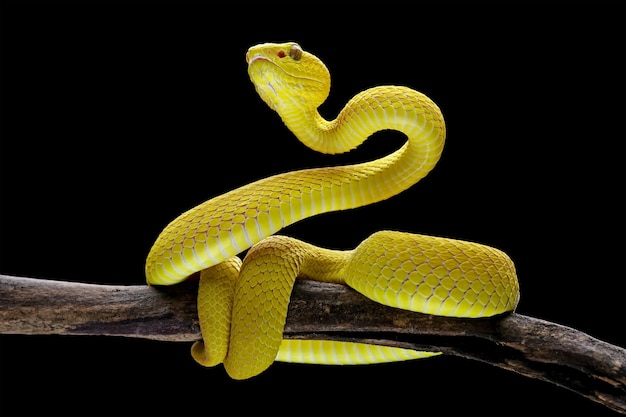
[{"left": 1, "top": 273, "right": 625, "bottom": 414}]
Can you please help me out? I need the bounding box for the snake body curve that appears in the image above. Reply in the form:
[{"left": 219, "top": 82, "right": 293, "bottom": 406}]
[{"left": 145, "top": 42, "right": 520, "bottom": 380}]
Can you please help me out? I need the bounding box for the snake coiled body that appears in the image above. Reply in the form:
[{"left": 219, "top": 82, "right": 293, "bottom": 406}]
[{"left": 145, "top": 42, "right": 520, "bottom": 380}]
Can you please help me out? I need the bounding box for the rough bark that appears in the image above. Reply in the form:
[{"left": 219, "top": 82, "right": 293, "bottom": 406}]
[{"left": 1, "top": 273, "right": 624, "bottom": 414}]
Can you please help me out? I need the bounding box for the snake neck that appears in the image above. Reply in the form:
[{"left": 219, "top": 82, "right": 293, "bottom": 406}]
[
  {"left": 280, "top": 85, "right": 444, "bottom": 151},
  {"left": 278, "top": 85, "right": 446, "bottom": 199}
]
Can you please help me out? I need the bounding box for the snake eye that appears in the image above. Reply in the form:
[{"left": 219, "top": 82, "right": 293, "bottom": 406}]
[{"left": 289, "top": 44, "right": 302, "bottom": 61}]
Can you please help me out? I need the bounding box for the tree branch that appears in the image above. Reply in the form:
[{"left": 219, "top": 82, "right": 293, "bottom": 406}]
[{"left": 1, "top": 273, "right": 624, "bottom": 414}]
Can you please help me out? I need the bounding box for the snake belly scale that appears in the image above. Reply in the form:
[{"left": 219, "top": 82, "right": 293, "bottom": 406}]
[{"left": 145, "top": 42, "right": 520, "bottom": 380}]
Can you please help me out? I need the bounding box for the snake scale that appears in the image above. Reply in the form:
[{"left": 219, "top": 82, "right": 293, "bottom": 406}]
[{"left": 145, "top": 42, "right": 520, "bottom": 380}]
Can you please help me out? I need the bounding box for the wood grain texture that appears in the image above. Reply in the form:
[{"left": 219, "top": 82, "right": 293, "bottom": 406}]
[{"left": 1, "top": 273, "right": 624, "bottom": 413}]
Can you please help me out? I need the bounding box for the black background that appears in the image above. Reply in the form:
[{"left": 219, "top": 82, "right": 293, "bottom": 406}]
[{"left": 1, "top": 1, "right": 624, "bottom": 416}]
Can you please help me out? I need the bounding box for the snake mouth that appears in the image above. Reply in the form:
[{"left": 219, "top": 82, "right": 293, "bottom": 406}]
[
  {"left": 246, "top": 53, "right": 285, "bottom": 75},
  {"left": 245, "top": 53, "right": 268, "bottom": 66},
  {"left": 247, "top": 54, "right": 321, "bottom": 86},
  {"left": 247, "top": 53, "right": 297, "bottom": 83},
  {"left": 246, "top": 54, "right": 291, "bottom": 77}
]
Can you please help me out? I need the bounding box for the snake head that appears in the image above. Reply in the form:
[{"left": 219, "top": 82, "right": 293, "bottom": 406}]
[{"left": 246, "top": 42, "right": 330, "bottom": 113}]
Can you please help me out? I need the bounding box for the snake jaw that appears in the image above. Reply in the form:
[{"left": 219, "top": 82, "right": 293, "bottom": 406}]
[
  {"left": 247, "top": 59, "right": 281, "bottom": 111},
  {"left": 245, "top": 52, "right": 267, "bottom": 66},
  {"left": 247, "top": 49, "right": 308, "bottom": 113}
]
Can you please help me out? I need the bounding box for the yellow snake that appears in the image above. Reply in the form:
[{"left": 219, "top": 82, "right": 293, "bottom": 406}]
[{"left": 145, "top": 42, "right": 520, "bottom": 380}]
